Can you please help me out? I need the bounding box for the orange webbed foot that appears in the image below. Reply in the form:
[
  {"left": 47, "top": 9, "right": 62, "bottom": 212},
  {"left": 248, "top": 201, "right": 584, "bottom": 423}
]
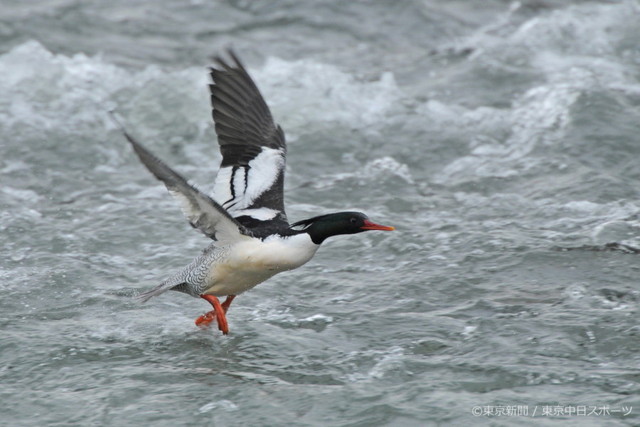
[
  {"left": 196, "top": 295, "right": 230, "bottom": 335},
  {"left": 195, "top": 311, "right": 216, "bottom": 328}
]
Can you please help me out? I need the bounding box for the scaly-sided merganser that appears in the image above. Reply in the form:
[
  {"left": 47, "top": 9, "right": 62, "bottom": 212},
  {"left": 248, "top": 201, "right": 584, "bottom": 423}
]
[{"left": 115, "top": 51, "right": 394, "bottom": 335}]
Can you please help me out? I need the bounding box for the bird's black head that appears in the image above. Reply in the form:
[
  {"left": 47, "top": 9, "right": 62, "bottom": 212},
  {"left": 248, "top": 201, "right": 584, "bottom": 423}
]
[{"left": 291, "top": 211, "right": 394, "bottom": 244}]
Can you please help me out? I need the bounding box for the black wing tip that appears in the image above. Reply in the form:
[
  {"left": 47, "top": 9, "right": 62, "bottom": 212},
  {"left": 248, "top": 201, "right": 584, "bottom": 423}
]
[
  {"left": 108, "top": 110, "right": 141, "bottom": 148},
  {"left": 108, "top": 111, "right": 176, "bottom": 185},
  {"left": 211, "top": 48, "right": 246, "bottom": 74}
]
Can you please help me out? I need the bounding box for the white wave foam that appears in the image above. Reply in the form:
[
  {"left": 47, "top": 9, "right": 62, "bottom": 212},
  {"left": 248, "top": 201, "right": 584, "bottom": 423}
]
[
  {"left": 0, "top": 41, "right": 208, "bottom": 138},
  {"left": 2, "top": 186, "right": 41, "bottom": 203},
  {"left": 433, "top": 79, "right": 580, "bottom": 184},
  {"left": 252, "top": 57, "right": 400, "bottom": 131},
  {"left": 455, "top": 2, "right": 638, "bottom": 63},
  {"left": 431, "top": 2, "right": 640, "bottom": 185},
  {"left": 592, "top": 220, "right": 640, "bottom": 247},
  {"left": 1, "top": 41, "right": 124, "bottom": 128},
  {"left": 509, "top": 3, "right": 637, "bottom": 58},
  {"left": 311, "top": 156, "right": 414, "bottom": 189},
  {"left": 345, "top": 346, "right": 406, "bottom": 382},
  {"left": 199, "top": 400, "right": 238, "bottom": 413},
  {"left": 1, "top": 41, "right": 402, "bottom": 157}
]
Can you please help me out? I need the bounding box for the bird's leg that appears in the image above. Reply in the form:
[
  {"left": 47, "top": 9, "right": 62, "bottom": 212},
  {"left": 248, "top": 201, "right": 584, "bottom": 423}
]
[
  {"left": 221, "top": 295, "right": 236, "bottom": 314},
  {"left": 195, "top": 295, "right": 229, "bottom": 335}
]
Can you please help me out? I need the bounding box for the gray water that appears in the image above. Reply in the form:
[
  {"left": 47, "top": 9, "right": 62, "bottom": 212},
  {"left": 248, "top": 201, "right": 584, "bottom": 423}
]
[{"left": 2, "top": 1, "right": 640, "bottom": 426}]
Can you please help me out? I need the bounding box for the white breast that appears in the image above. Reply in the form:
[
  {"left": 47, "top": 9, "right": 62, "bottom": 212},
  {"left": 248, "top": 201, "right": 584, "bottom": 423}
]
[{"left": 204, "top": 233, "right": 319, "bottom": 296}]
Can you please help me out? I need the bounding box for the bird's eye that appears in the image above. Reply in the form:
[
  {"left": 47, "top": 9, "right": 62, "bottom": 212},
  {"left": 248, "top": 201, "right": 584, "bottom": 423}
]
[{"left": 350, "top": 217, "right": 357, "bottom": 224}]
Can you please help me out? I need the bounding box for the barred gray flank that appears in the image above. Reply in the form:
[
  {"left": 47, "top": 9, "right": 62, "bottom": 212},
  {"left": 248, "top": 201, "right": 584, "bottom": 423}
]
[{"left": 137, "top": 243, "right": 230, "bottom": 302}]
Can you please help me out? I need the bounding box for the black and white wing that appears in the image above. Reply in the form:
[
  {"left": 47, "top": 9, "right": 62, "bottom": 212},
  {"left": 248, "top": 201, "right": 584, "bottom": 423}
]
[
  {"left": 209, "top": 51, "right": 288, "bottom": 231},
  {"left": 115, "top": 120, "right": 252, "bottom": 243}
]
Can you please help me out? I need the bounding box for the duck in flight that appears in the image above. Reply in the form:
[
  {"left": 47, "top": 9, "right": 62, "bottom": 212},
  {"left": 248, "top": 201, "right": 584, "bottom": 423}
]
[{"left": 116, "top": 51, "right": 394, "bottom": 335}]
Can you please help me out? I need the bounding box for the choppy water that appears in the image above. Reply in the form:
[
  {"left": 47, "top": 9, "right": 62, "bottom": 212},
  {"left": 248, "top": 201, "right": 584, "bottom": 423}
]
[{"left": 2, "top": 1, "right": 640, "bottom": 426}]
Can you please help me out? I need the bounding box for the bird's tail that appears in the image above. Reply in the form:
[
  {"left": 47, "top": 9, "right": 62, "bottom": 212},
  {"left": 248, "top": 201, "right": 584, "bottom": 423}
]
[
  {"left": 136, "top": 279, "right": 185, "bottom": 303},
  {"left": 135, "top": 248, "right": 208, "bottom": 303}
]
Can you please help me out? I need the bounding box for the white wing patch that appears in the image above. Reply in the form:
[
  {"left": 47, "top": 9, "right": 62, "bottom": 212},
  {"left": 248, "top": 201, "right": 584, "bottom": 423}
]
[
  {"left": 167, "top": 189, "right": 247, "bottom": 243},
  {"left": 213, "top": 167, "right": 233, "bottom": 206},
  {"left": 213, "top": 147, "right": 285, "bottom": 218},
  {"left": 232, "top": 207, "right": 280, "bottom": 221},
  {"left": 244, "top": 147, "right": 285, "bottom": 203}
]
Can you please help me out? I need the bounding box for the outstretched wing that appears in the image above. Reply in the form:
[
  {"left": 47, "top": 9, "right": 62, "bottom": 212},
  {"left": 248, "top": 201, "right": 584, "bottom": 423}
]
[
  {"left": 114, "top": 117, "right": 252, "bottom": 243},
  {"left": 209, "top": 51, "right": 288, "bottom": 230}
]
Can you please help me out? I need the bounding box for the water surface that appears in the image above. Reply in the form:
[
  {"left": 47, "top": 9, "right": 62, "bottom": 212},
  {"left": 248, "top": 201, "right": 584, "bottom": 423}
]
[{"left": 2, "top": 1, "right": 640, "bottom": 425}]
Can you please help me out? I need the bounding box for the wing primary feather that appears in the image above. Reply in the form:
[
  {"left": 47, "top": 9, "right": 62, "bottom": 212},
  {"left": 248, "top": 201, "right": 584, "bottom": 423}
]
[
  {"left": 209, "top": 50, "right": 289, "bottom": 225},
  {"left": 109, "top": 112, "right": 252, "bottom": 242}
]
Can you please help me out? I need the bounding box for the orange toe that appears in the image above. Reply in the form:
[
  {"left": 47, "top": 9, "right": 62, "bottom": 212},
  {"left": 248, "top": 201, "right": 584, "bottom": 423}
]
[{"left": 195, "top": 311, "right": 216, "bottom": 327}]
